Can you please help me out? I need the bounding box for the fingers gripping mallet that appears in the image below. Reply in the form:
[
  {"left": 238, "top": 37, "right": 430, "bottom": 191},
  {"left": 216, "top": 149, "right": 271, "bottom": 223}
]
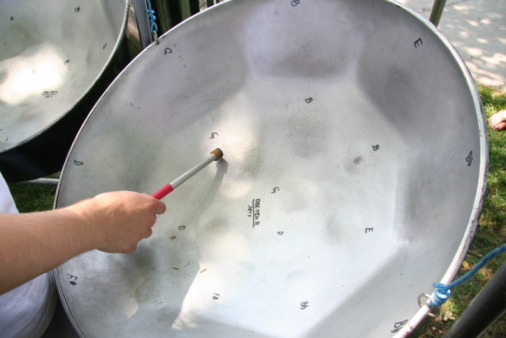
[{"left": 152, "top": 148, "right": 224, "bottom": 199}]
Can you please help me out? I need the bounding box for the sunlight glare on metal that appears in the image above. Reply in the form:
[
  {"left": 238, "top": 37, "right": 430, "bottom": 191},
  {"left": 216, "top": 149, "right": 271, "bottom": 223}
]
[{"left": 0, "top": 43, "right": 66, "bottom": 105}]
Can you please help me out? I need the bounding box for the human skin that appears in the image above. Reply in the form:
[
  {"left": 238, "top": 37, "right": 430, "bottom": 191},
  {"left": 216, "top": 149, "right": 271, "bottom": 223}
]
[
  {"left": 0, "top": 191, "right": 166, "bottom": 294},
  {"left": 488, "top": 110, "right": 506, "bottom": 131}
]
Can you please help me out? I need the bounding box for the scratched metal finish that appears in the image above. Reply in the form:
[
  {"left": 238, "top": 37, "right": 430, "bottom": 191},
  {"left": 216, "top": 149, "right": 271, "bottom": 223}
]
[{"left": 55, "top": 0, "right": 487, "bottom": 337}]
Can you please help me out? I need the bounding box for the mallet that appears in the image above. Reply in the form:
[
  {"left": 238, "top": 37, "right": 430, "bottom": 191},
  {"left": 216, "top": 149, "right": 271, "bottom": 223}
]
[{"left": 152, "top": 148, "right": 224, "bottom": 199}]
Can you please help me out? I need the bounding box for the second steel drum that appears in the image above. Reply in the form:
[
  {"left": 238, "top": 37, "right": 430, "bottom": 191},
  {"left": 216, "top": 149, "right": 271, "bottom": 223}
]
[{"left": 0, "top": 0, "right": 140, "bottom": 182}]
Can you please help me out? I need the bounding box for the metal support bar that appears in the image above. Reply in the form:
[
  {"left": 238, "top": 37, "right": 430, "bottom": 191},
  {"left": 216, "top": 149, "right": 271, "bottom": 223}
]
[
  {"left": 444, "top": 262, "right": 506, "bottom": 337},
  {"left": 429, "top": 0, "right": 447, "bottom": 27},
  {"left": 132, "top": 0, "right": 152, "bottom": 49},
  {"left": 16, "top": 178, "right": 60, "bottom": 186}
]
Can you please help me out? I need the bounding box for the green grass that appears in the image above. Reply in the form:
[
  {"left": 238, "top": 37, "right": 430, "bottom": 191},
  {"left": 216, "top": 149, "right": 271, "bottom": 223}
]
[
  {"left": 6, "top": 85, "right": 506, "bottom": 337},
  {"left": 8, "top": 184, "right": 56, "bottom": 212},
  {"left": 419, "top": 85, "right": 506, "bottom": 337},
  {"left": 8, "top": 173, "right": 59, "bottom": 212}
]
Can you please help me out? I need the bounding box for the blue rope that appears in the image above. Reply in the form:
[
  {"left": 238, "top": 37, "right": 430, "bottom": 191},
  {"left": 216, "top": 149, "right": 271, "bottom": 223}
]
[
  {"left": 145, "top": 0, "right": 158, "bottom": 34},
  {"left": 430, "top": 243, "right": 506, "bottom": 306}
]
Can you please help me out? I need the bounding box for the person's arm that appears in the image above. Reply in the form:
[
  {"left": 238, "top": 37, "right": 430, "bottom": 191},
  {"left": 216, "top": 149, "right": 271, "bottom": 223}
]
[{"left": 0, "top": 191, "right": 166, "bottom": 294}]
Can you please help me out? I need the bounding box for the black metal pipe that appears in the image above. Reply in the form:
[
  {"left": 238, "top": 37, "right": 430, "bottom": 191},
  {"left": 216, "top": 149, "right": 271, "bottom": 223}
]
[
  {"left": 444, "top": 262, "right": 506, "bottom": 337},
  {"left": 429, "top": 0, "right": 447, "bottom": 27}
]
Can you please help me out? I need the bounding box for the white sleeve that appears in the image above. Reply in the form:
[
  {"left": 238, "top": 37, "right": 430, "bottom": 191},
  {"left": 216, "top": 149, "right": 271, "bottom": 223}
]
[
  {"left": 0, "top": 172, "right": 56, "bottom": 337},
  {"left": 0, "top": 172, "right": 18, "bottom": 214}
]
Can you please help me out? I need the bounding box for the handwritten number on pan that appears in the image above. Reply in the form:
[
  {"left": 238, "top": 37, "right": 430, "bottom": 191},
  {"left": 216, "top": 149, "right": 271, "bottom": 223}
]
[
  {"left": 466, "top": 151, "right": 473, "bottom": 166},
  {"left": 68, "top": 274, "right": 78, "bottom": 286},
  {"left": 391, "top": 319, "right": 408, "bottom": 333}
]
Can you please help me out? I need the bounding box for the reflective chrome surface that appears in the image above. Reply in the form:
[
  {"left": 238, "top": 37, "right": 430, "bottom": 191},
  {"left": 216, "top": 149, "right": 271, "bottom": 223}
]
[
  {"left": 55, "top": 0, "right": 487, "bottom": 337},
  {"left": 0, "top": 0, "right": 134, "bottom": 181}
]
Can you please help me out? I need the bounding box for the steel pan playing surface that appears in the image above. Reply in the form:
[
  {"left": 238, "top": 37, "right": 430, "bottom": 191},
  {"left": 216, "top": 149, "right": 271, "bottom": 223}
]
[
  {"left": 0, "top": 0, "right": 132, "bottom": 181},
  {"left": 55, "top": 0, "right": 487, "bottom": 337}
]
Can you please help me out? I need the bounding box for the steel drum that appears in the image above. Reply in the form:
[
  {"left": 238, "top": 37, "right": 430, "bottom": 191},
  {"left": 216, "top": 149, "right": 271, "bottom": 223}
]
[
  {"left": 0, "top": 0, "right": 139, "bottom": 182},
  {"left": 55, "top": 0, "right": 488, "bottom": 337}
]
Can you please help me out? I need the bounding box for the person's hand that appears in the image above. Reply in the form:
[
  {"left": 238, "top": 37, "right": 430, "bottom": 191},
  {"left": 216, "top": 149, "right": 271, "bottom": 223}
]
[
  {"left": 489, "top": 110, "right": 506, "bottom": 131},
  {"left": 0, "top": 190, "right": 165, "bottom": 292},
  {"left": 69, "top": 191, "right": 166, "bottom": 253}
]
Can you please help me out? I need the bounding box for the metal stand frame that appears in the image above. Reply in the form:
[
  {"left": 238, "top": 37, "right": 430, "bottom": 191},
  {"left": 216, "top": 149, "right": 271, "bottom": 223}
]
[
  {"left": 444, "top": 263, "right": 506, "bottom": 337},
  {"left": 429, "top": 0, "right": 447, "bottom": 26}
]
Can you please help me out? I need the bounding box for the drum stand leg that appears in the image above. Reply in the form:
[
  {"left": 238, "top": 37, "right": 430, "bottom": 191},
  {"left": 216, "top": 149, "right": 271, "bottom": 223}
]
[
  {"left": 132, "top": 0, "right": 153, "bottom": 49},
  {"left": 443, "top": 262, "right": 506, "bottom": 338},
  {"left": 16, "top": 178, "right": 60, "bottom": 186},
  {"left": 429, "top": 0, "right": 447, "bottom": 26}
]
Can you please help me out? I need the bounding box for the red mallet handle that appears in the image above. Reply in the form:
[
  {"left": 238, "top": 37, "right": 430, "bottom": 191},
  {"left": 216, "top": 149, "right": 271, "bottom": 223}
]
[
  {"left": 152, "top": 184, "right": 174, "bottom": 199},
  {"left": 151, "top": 148, "right": 223, "bottom": 200}
]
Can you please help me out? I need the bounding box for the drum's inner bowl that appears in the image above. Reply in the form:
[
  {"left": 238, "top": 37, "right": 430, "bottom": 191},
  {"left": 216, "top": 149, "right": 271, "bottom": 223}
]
[
  {"left": 56, "top": 0, "right": 484, "bottom": 337},
  {"left": 0, "top": 1, "right": 126, "bottom": 149}
]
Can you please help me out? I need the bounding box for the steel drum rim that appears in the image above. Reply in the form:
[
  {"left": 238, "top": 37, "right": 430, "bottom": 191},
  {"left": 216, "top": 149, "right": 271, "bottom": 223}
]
[{"left": 384, "top": 1, "right": 488, "bottom": 335}]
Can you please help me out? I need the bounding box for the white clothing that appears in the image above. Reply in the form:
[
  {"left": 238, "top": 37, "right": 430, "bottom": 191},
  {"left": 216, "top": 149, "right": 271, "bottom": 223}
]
[{"left": 0, "top": 173, "right": 56, "bottom": 337}]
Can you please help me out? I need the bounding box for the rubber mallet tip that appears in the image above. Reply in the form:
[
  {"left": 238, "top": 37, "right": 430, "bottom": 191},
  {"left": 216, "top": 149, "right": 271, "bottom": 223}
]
[{"left": 210, "top": 148, "right": 223, "bottom": 160}]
